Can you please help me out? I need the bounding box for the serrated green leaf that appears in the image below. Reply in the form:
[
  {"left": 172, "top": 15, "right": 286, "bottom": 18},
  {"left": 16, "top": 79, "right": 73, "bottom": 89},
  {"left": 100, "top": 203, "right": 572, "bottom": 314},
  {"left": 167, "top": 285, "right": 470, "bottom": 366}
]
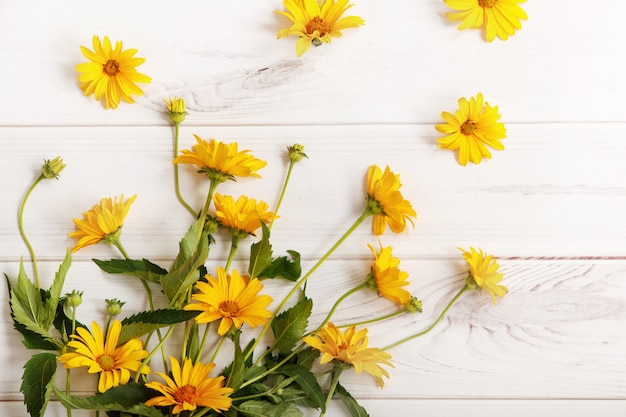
[
  {"left": 53, "top": 383, "right": 166, "bottom": 417},
  {"left": 275, "top": 364, "right": 325, "bottom": 412},
  {"left": 43, "top": 249, "right": 71, "bottom": 329},
  {"left": 258, "top": 250, "right": 301, "bottom": 282},
  {"left": 248, "top": 223, "right": 273, "bottom": 279},
  {"left": 93, "top": 257, "right": 167, "bottom": 284},
  {"left": 239, "top": 400, "right": 303, "bottom": 417},
  {"left": 173, "top": 216, "right": 205, "bottom": 270},
  {"left": 226, "top": 331, "right": 245, "bottom": 391},
  {"left": 21, "top": 353, "right": 57, "bottom": 417},
  {"left": 271, "top": 297, "right": 312, "bottom": 355},
  {"left": 296, "top": 347, "right": 321, "bottom": 369},
  {"left": 15, "top": 259, "right": 44, "bottom": 325},
  {"left": 335, "top": 383, "right": 370, "bottom": 417},
  {"left": 118, "top": 309, "right": 200, "bottom": 344}
]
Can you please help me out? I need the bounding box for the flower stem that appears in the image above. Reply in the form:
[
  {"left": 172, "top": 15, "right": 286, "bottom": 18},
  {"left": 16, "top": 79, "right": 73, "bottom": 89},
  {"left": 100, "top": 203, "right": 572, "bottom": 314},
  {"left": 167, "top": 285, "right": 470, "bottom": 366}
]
[
  {"left": 224, "top": 235, "right": 240, "bottom": 273},
  {"left": 210, "top": 334, "right": 227, "bottom": 364},
  {"left": 202, "top": 179, "right": 220, "bottom": 219},
  {"left": 195, "top": 322, "right": 211, "bottom": 364},
  {"left": 382, "top": 285, "right": 468, "bottom": 350},
  {"left": 320, "top": 366, "right": 345, "bottom": 417},
  {"left": 244, "top": 209, "right": 371, "bottom": 361},
  {"left": 337, "top": 308, "right": 407, "bottom": 328},
  {"left": 315, "top": 283, "right": 366, "bottom": 332},
  {"left": 18, "top": 174, "right": 44, "bottom": 289},
  {"left": 136, "top": 325, "right": 175, "bottom": 381},
  {"left": 270, "top": 159, "right": 295, "bottom": 230},
  {"left": 172, "top": 122, "right": 196, "bottom": 217}
]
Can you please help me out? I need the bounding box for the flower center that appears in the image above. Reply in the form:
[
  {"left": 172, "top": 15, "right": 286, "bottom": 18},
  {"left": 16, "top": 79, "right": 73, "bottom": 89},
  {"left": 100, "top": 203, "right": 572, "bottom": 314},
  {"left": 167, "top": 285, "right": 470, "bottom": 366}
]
[
  {"left": 97, "top": 354, "right": 116, "bottom": 371},
  {"left": 478, "top": 0, "right": 497, "bottom": 7},
  {"left": 306, "top": 17, "right": 332, "bottom": 36},
  {"left": 174, "top": 385, "right": 198, "bottom": 404},
  {"left": 460, "top": 121, "right": 477, "bottom": 135},
  {"left": 103, "top": 59, "right": 120, "bottom": 76},
  {"left": 219, "top": 300, "right": 240, "bottom": 317}
]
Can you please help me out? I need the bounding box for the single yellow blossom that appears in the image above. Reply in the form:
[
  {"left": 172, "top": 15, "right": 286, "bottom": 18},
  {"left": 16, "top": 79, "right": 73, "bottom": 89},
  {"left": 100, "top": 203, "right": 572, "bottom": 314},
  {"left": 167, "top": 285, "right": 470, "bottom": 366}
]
[
  {"left": 365, "top": 165, "right": 416, "bottom": 235},
  {"left": 69, "top": 194, "right": 136, "bottom": 253},
  {"left": 58, "top": 320, "right": 149, "bottom": 393},
  {"left": 366, "top": 242, "right": 411, "bottom": 306},
  {"left": 42, "top": 157, "right": 66, "bottom": 179},
  {"left": 76, "top": 35, "right": 151, "bottom": 109},
  {"left": 164, "top": 96, "right": 187, "bottom": 124},
  {"left": 276, "top": 0, "right": 365, "bottom": 57},
  {"left": 145, "top": 356, "right": 233, "bottom": 414},
  {"left": 435, "top": 92, "right": 506, "bottom": 166},
  {"left": 303, "top": 323, "right": 393, "bottom": 387},
  {"left": 173, "top": 135, "right": 267, "bottom": 183},
  {"left": 213, "top": 193, "right": 276, "bottom": 237},
  {"left": 444, "top": 0, "right": 528, "bottom": 42},
  {"left": 184, "top": 267, "right": 273, "bottom": 336},
  {"left": 459, "top": 247, "right": 508, "bottom": 305}
]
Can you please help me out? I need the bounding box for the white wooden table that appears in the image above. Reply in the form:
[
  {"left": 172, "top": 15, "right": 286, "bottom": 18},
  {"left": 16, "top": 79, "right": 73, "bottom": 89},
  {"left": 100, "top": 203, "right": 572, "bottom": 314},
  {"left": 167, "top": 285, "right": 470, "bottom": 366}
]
[{"left": 1, "top": 1, "right": 625, "bottom": 416}]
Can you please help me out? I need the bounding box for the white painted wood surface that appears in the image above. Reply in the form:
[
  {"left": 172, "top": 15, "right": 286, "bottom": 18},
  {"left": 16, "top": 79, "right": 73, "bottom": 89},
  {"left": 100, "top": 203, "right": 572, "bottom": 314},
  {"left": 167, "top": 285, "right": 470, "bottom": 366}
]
[{"left": 2, "top": 1, "right": 626, "bottom": 416}]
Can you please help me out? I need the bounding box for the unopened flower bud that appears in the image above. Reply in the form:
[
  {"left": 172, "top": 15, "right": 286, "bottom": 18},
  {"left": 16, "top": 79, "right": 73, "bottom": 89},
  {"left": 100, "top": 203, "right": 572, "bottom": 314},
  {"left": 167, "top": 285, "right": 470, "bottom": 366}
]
[
  {"left": 405, "top": 296, "right": 423, "bottom": 313},
  {"left": 42, "top": 157, "right": 66, "bottom": 179},
  {"left": 287, "top": 144, "right": 307, "bottom": 163},
  {"left": 204, "top": 215, "right": 221, "bottom": 234},
  {"left": 164, "top": 96, "right": 187, "bottom": 124},
  {"left": 105, "top": 298, "right": 126, "bottom": 316},
  {"left": 65, "top": 290, "right": 83, "bottom": 308}
]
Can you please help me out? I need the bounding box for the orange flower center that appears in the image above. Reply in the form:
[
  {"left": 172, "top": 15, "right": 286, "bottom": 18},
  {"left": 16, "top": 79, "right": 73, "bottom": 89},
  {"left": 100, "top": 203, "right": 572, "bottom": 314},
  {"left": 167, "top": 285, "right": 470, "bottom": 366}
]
[
  {"left": 174, "top": 385, "right": 198, "bottom": 404},
  {"left": 478, "top": 0, "right": 497, "bottom": 7},
  {"left": 103, "top": 59, "right": 120, "bottom": 76},
  {"left": 460, "top": 121, "right": 477, "bottom": 135},
  {"left": 97, "top": 354, "right": 116, "bottom": 371},
  {"left": 219, "top": 300, "right": 240, "bottom": 317},
  {"left": 306, "top": 17, "right": 332, "bottom": 36}
]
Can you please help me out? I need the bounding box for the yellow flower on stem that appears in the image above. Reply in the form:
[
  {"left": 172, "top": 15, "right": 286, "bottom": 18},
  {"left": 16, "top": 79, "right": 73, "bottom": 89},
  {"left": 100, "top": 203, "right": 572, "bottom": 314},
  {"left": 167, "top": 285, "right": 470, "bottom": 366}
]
[
  {"left": 214, "top": 193, "right": 276, "bottom": 237},
  {"left": 184, "top": 267, "right": 273, "bottom": 336},
  {"left": 58, "top": 321, "right": 149, "bottom": 393},
  {"left": 69, "top": 194, "right": 136, "bottom": 253},
  {"left": 365, "top": 165, "right": 416, "bottom": 235},
  {"left": 145, "top": 356, "right": 233, "bottom": 414},
  {"left": 459, "top": 246, "right": 508, "bottom": 305},
  {"left": 435, "top": 92, "right": 506, "bottom": 166},
  {"left": 164, "top": 96, "right": 187, "bottom": 124},
  {"left": 444, "top": 0, "right": 528, "bottom": 42},
  {"left": 303, "top": 323, "right": 393, "bottom": 387},
  {"left": 76, "top": 35, "right": 151, "bottom": 109},
  {"left": 366, "top": 242, "right": 411, "bottom": 307},
  {"left": 173, "top": 135, "right": 267, "bottom": 183},
  {"left": 276, "top": 0, "right": 365, "bottom": 57}
]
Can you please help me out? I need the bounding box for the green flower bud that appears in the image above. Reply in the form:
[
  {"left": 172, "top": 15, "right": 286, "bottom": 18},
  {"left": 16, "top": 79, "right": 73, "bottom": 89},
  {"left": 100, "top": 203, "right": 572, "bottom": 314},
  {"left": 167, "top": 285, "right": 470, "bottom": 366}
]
[
  {"left": 65, "top": 290, "right": 83, "bottom": 308},
  {"left": 42, "top": 156, "right": 66, "bottom": 179},
  {"left": 105, "top": 298, "right": 126, "bottom": 316},
  {"left": 405, "top": 296, "right": 423, "bottom": 313},
  {"left": 287, "top": 144, "right": 307, "bottom": 163},
  {"left": 164, "top": 96, "right": 187, "bottom": 124}
]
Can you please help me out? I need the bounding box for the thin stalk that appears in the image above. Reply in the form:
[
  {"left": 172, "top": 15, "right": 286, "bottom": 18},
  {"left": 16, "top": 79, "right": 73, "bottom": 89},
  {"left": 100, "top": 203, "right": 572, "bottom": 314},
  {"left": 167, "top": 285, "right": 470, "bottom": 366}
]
[
  {"left": 320, "top": 366, "right": 345, "bottom": 417},
  {"left": 136, "top": 325, "right": 175, "bottom": 381},
  {"left": 315, "top": 283, "right": 366, "bottom": 332},
  {"left": 223, "top": 235, "right": 240, "bottom": 273},
  {"left": 202, "top": 179, "right": 220, "bottom": 218},
  {"left": 383, "top": 285, "right": 468, "bottom": 350},
  {"left": 209, "top": 334, "right": 227, "bottom": 364},
  {"left": 172, "top": 122, "right": 196, "bottom": 217},
  {"left": 244, "top": 209, "right": 371, "bottom": 361},
  {"left": 18, "top": 175, "right": 44, "bottom": 288},
  {"left": 244, "top": 343, "right": 305, "bottom": 388},
  {"left": 195, "top": 322, "right": 212, "bottom": 364},
  {"left": 269, "top": 159, "right": 295, "bottom": 230},
  {"left": 338, "top": 308, "right": 406, "bottom": 328}
]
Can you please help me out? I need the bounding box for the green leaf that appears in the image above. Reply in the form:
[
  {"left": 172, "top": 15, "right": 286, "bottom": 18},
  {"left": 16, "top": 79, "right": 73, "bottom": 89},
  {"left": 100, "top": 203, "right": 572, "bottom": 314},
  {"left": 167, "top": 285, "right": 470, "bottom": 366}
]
[
  {"left": 118, "top": 309, "right": 200, "bottom": 344},
  {"left": 53, "top": 383, "right": 166, "bottom": 417},
  {"left": 271, "top": 297, "right": 312, "bottom": 355},
  {"left": 258, "top": 250, "right": 301, "bottom": 282},
  {"left": 335, "top": 383, "right": 370, "bottom": 417},
  {"left": 15, "top": 259, "right": 44, "bottom": 325},
  {"left": 296, "top": 347, "right": 320, "bottom": 369},
  {"left": 226, "top": 331, "right": 245, "bottom": 391},
  {"left": 43, "top": 249, "right": 71, "bottom": 329},
  {"left": 248, "top": 223, "right": 273, "bottom": 279},
  {"left": 275, "top": 364, "right": 325, "bottom": 412},
  {"left": 173, "top": 216, "right": 205, "bottom": 270},
  {"left": 239, "top": 400, "right": 303, "bottom": 417},
  {"left": 93, "top": 258, "right": 167, "bottom": 284},
  {"left": 21, "top": 353, "right": 57, "bottom": 417}
]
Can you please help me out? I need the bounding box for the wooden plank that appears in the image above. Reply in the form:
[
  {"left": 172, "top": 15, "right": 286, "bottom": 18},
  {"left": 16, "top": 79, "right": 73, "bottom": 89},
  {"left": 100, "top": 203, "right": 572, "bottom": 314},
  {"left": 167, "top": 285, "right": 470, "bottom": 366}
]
[{"left": 0, "top": 1, "right": 623, "bottom": 125}]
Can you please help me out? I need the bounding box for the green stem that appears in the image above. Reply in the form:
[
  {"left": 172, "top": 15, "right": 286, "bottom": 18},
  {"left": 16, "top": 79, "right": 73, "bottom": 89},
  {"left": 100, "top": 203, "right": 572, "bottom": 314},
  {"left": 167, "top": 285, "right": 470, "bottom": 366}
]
[
  {"left": 223, "top": 235, "right": 240, "bottom": 273},
  {"left": 195, "top": 322, "right": 211, "bottom": 364},
  {"left": 202, "top": 179, "right": 220, "bottom": 218},
  {"left": 173, "top": 122, "right": 197, "bottom": 217},
  {"left": 244, "top": 209, "right": 371, "bottom": 361},
  {"left": 320, "top": 366, "right": 345, "bottom": 417},
  {"left": 136, "top": 325, "right": 175, "bottom": 381},
  {"left": 209, "top": 334, "right": 227, "bottom": 364},
  {"left": 338, "top": 308, "right": 406, "bottom": 328},
  {"left": 18, "top": 175, "right": 44, "bottom": 289},
  {"left": 245, "top": 343, "right": 305, "bottom": 388},
  {"left": 65, "top": 368, "right": 72, "bottom": 417},
  {"left": 270, "top": 159, "right": 295, "bottom": 230},
  {"left": 383, "top": 285, "right": 468, "bottom": 350},
  {"left": 315, "top": 283, "right": 366, "bottom": 332}
]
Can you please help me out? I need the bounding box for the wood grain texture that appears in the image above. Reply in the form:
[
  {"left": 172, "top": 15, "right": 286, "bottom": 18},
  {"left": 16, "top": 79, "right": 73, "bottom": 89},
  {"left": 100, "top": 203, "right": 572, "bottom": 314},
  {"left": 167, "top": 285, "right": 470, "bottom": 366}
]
[{"left": 2, "top": 0, "right": 625, "bottom": 415}]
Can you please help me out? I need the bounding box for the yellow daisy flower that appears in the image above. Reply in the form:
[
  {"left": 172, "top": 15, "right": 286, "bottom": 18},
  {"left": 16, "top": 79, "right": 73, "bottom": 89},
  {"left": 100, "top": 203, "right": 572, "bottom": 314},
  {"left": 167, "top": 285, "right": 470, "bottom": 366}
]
[
  {"left": 173, "top": 135, "right": 267, "bottom": 183},
  {"left": 303, "top": 323, "right": 393, "bottom": 387},
  {"left": 459, "top": 247, "right": 508, "bottom": 305},
  {"left": 276, "top": 0, "right": 365, "bottom": 57},
  {"left": 365, "top": 165, "right": 416, "bottom": 236},
  {"left": 213, "top": 193, "right": 276, "bottom": 237},
  {"left": 145, "top": 356, "right": 233, "bottom": 414},
  {"left": 435, "top": 92, "right": 506, "bottom": 166},
  {"left": 444, "top": 0, "right": 528, "bottom": 42},
  {"left": 69, "top": 194, "right": 137, "bottom": 253},
  {"left": 58, "top": 320, "right": 149, "bottom": 393},
  {"left": 366, "top": 242, "right": 411, "bottom": 307},
  {"left": 184, "top": 267, "right": 273, "bottom": 336},
  {"left": 76, "top": 35, "right": 151, "bottom": 109}
]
